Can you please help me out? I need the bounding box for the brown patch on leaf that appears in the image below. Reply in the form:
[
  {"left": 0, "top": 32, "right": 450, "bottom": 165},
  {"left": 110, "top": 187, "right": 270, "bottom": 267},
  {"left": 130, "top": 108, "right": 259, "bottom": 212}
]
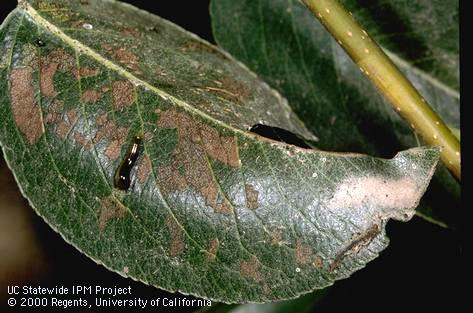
[
  {"left": 295, "top": 239, "right": 313, "bottom": 265},
  {"left": 112, "top": 80, "right": 134, "bottom": 109},
  {"left": 137, "top": 154, "right": 152, "bottom": 184},
  {"left": 74, "top": 133, "right": 92, "bottom": 150},
  {"left": 207, "top": 239, "right": 219, "bottom": 262},
  {"left": 221, "top": 78, "right": 250, "bottom": 100},
  {"left": 200, "top": 123, "right": 240, "bottom": 167},
  {"left": 46, "top": 100, "right": 77, "bottom": 139},
  {"left": 40, "top": 62, "right": 59, "bottom": 97},
  {"left": 80, "top": 90, "right": 102, "bottom": 103},
  {"left": 156, "top": 110, "right": 240, "bottom": 214},
  {"left": 40, "top": 49, "right": 75, "bottom": 97},
  {"left": 181, "top": 39, "right": 229, "bottom": 60},
  {"left": 9, "top": 67, "right": 44, "bottom": 144},
  {"left": 48, "top": 49, "right": 75, "bottom": 69},
  {"left": 98, "top": 196, "right": 127, "bottom": 230},
  {"left": 201, "top": 78, "right": 251, "bottom": 104},
  {"left": 270, "top": 229, "right": 283, "bottom": 245},
  {"left": 94, "top": 113, "right": 129, "bottom": 161},
  {"left": 245, "top": 184, "right": 259, "bottom": 209},
  {"left": 55, "top": 110, "right": 78, "bottom": 139},
  {"left": 45, "top": 99, "right": 63, "bottom": 124},
  {"left": 215, "top": 200, "right": 233, "bottom": 215},
  {"left": 122, "top": 27, "right": 142, "bottom": 38},
  {"left": 166, "top": 216, "right": 185, "bottom": 256},
  {"left": 45, "top": 100, "right": 90, "bottom": 145},
  {"left": 240, "top": 256, "right": 263, "bottom": 282},
  {"left": 113, "top": 48, "right": 139, "bottom": 69},
  {"left": 67, "top": 109, "right": 77, "bottom": 122},
  {"left": 73, "top": 67, "right": 100, "bottom": 79},
  {"left": 313, "top": 256, "right": 324, "bottom": 269},
  {"left": 70, "top": 20, "right": 84, "bottom": 28},
  {"left": 157, "top": 164, "right": 188, "bottom": 194},
  {"left": 104, "top": 140, "right": 122, "bottom": 161},
  {"left": 56, "top": 120, "right": 69, "bottom": 139}
]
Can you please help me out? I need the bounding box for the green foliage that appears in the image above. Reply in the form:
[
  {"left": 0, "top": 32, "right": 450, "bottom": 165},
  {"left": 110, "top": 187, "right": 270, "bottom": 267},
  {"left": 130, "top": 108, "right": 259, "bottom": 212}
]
[
  {"left": 0, "top": 0, "right": 441, "bottom": 304},
  {"left": 210, "top": 0, "right": 459, "bottom": 227}
]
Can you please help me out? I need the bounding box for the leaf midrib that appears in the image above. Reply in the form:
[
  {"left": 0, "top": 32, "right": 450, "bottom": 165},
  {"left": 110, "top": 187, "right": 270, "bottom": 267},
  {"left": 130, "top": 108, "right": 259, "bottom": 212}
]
[
  {"left": 16, "top": 2, "right": 299, "bottom": 293},
  {"left": 3, "top": 6, "right": 259, "bottom": 296},
  {"left": 21, "top": 1, "right": 253, "bottom": 138},
  {"left": 21, "top": 1, "right": 389, "bottom": 160}
]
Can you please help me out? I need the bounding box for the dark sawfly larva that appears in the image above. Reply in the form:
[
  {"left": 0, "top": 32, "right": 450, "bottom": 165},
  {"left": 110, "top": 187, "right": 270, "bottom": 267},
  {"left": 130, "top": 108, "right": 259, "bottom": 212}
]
[{"left": 114, "top": 135, "right": 142, "bottom": 191}]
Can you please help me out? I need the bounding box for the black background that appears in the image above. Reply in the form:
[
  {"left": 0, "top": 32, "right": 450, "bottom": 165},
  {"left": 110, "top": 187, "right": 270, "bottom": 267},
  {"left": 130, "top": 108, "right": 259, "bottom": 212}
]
[{"left": 0, "top": 1, "right": 463, "bottom": 312}]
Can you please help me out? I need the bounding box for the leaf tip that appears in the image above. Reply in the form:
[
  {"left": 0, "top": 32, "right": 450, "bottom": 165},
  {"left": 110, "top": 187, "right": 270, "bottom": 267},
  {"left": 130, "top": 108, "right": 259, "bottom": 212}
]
[{"left": 386, "top": 145, "right": 440, "bottom": 221}]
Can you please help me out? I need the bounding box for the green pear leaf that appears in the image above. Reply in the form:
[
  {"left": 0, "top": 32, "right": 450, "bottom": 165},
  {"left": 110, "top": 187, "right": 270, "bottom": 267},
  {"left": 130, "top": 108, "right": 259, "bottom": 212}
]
[{"left": 0, "top": 0, "right": 438, "bottom": 303}]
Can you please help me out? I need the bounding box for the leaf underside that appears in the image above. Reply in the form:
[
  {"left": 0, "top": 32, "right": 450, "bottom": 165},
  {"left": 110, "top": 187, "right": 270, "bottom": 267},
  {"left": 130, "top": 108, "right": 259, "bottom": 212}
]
[
  {"left": 0, "top": 0, "right": 438, "bottom": 303},
  {"left": 210, "top": 0, "right": 459, "bottom": 228}
]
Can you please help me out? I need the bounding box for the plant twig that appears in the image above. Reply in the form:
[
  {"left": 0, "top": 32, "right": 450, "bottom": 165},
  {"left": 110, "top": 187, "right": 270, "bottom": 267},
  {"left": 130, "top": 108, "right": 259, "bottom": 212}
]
[{"left": 302, "top": 0, "right": 461, "bottom": 180}]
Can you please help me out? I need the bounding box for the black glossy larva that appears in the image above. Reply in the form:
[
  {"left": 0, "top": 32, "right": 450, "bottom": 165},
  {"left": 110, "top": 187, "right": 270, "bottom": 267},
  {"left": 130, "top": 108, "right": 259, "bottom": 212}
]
[{"left": 114, "top": 135, "right": 142, "bottom": 191}]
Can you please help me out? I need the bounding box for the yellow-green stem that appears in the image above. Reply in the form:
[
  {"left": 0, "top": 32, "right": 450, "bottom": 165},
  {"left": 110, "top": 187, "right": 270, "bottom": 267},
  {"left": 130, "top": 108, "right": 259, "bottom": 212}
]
[{"left": 303, "top": 0, "right": 461, "bottom": 180}]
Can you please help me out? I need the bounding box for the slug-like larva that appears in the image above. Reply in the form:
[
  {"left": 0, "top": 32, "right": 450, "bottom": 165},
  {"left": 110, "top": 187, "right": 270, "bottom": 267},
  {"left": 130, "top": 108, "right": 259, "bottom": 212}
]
[{"left": 114, "top": 135, "right": 142, "bottom": 191}]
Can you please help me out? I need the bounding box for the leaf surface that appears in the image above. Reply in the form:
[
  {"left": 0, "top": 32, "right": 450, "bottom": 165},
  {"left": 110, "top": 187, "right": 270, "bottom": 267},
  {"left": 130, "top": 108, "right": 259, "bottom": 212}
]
[
  {"left": 210, "top": 0, "right": 459, "bottom": 227},
  {"left": 0, "top": 0, "right": 438, "bottom": 303}
]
